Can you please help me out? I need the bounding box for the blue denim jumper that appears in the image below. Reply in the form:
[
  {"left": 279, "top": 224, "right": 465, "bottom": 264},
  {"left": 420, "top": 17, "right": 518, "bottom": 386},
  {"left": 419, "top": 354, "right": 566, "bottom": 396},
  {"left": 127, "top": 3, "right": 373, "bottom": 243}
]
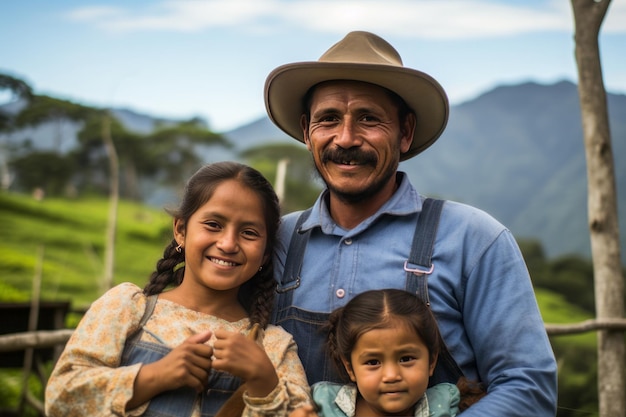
[
  {"left": 121, "top": 295, "right": 243, "bottom": 417},
  {"left": 272, "top": 198, "right": 462, "bottom": 386}
]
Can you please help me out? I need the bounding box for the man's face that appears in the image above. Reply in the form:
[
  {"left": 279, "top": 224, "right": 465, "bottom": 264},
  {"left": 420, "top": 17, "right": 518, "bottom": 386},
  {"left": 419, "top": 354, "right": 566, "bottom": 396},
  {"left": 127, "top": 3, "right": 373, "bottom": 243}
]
[{"left": 301, "top": 80, "right": 414, "bottom": 203}]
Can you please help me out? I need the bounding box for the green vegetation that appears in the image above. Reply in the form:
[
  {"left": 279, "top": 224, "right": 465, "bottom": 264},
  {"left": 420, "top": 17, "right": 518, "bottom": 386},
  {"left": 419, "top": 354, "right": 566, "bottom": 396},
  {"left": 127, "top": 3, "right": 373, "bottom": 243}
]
[{"left": 0, "top": 191, "right": 171, "bottom": 308}]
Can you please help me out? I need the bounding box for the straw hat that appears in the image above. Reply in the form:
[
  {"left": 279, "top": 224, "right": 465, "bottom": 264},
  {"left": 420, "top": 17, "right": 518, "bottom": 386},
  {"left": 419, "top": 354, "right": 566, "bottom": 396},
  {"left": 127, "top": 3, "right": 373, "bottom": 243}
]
[{"left": 264, "top": 31, "right": 449, "bottom": 160}]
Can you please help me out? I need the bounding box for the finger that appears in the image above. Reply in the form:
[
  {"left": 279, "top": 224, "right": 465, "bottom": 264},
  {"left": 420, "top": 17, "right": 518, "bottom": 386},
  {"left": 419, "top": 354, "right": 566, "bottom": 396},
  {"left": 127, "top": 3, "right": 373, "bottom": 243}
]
[{"left": 185, "top": 329, "right": 212, "bottom": 344}]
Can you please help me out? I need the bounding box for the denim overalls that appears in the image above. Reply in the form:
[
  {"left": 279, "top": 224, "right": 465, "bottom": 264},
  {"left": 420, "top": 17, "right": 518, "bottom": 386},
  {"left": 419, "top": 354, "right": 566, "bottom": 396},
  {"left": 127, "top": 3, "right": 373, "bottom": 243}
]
[
  {"left": 121, "top": 295, "right": 242, "bottom": 417},
  {"left": 272, "top": 198, "right": 461, "bottom": 386}
]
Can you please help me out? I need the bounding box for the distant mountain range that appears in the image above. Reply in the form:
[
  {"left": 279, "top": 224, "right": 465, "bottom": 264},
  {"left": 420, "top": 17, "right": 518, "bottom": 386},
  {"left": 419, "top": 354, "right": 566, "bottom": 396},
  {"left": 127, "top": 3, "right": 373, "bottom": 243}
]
[{"left": 2, "top": 80, "right": 625, "bottom": 259}]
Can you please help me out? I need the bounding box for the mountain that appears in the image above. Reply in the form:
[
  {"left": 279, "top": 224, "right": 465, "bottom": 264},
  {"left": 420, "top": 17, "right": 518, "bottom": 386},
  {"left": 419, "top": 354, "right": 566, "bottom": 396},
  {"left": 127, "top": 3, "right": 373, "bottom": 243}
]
[
  {"left": 2, "top": 80, "right": 625, "bottom": 259},
  {"left": 223, "top": 80, "right": 626, "bottom": 259}
]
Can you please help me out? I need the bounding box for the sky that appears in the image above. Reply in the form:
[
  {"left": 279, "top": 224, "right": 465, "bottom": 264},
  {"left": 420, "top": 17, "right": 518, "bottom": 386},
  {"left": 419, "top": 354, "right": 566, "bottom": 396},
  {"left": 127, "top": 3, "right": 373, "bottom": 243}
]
[{"left": 1, "top": 0, "right": 625, "bottom": 133}]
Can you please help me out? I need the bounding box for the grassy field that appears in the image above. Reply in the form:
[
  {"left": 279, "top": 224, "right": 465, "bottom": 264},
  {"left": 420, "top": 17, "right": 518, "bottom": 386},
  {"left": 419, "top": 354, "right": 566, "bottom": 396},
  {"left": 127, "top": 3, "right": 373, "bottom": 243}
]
[{"left": 0, "top": 191, "right": 172, "bottom": 311}]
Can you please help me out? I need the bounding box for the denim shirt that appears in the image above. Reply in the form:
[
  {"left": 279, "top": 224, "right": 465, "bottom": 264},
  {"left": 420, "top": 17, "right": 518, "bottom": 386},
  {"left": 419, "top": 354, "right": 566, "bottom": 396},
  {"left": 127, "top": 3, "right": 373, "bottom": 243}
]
[{"left": 272, "top": 172, "right": 557, "bottom": 417}]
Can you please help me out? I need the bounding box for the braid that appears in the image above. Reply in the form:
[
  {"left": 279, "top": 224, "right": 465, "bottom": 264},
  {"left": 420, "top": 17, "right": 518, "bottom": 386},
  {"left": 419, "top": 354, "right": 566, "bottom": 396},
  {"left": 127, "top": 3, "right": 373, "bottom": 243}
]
[
  {"left": 239, "top": 263, "right": 276, "bottom": 329},
  {"left": 324, "top": 307, "right": 351, "bottom": 382},
  {"left": 144, "top": 239, "right": 185, "bottom": 296}
]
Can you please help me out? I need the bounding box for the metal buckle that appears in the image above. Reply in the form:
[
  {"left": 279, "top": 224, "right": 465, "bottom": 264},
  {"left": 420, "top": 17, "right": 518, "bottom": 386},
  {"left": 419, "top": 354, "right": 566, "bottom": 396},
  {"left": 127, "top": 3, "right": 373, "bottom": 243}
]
[{"left": 403, "top": 261, "right": 434, "bottom": 276}]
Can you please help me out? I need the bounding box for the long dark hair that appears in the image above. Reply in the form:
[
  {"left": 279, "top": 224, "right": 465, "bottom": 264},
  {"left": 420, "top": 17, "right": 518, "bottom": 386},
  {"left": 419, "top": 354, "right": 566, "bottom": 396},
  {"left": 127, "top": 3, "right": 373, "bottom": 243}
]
[
  {"left": 325, "top": 288, "right": 441, "bottom": 381},
  {"left": 143, "top": 161, "right": 280, "bottom": 329}
]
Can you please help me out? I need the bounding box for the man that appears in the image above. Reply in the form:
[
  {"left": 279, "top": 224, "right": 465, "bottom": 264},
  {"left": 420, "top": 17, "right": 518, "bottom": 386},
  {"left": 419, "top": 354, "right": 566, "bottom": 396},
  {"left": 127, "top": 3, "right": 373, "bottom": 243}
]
[{"left": 265, "top": 31, "right": 557, "bottom": 416}]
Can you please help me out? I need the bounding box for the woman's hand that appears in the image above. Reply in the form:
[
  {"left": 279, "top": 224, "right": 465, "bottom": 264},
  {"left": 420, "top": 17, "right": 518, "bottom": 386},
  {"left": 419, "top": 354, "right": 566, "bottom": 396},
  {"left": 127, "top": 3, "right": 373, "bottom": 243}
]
[
  {"left": 211, "top": 328, "right": 279, "bottom": 398},
  {"left": 128, "top": 330, "right": 213, "bottom": 409}
]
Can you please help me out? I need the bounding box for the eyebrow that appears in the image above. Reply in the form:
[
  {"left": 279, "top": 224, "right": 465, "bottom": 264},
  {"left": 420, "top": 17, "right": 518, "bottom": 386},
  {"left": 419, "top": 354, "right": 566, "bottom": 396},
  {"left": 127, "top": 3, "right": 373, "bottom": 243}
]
[{"left": 198, "top": 211, "right": 266, "bottom": 230}]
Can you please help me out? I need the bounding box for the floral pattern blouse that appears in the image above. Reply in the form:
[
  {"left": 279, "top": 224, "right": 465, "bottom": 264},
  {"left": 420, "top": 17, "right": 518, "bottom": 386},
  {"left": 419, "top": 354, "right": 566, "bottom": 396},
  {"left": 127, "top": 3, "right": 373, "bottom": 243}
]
[{"left": 45, "top": 282, "right": 311, "bottom": 417}]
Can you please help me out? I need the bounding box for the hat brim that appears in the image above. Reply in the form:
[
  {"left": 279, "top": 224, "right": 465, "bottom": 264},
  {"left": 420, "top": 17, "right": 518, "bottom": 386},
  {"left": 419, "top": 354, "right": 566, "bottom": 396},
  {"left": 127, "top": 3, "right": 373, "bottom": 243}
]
[{"left": 264, "top": 61, "right": 449, "bottom": 161}]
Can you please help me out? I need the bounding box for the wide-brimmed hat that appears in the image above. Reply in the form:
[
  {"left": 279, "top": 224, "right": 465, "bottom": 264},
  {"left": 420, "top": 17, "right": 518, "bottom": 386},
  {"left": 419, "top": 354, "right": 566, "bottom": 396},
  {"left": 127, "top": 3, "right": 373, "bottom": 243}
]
[{"left": 264, "top": 31, "right": 449, "bottom": 160}]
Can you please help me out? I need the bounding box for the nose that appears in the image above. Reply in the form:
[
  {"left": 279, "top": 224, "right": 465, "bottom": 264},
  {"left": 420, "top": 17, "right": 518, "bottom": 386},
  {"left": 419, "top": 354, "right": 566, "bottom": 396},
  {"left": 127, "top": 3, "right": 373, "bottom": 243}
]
[
  {"left": 216, "top": 230, "right": 239, "bottom": 253},
  {"left": 334, "top": 118, "right": 363, "bottom": 149},
  {"left": 381, "top": 363, "right": 401, "bottom": 382}
]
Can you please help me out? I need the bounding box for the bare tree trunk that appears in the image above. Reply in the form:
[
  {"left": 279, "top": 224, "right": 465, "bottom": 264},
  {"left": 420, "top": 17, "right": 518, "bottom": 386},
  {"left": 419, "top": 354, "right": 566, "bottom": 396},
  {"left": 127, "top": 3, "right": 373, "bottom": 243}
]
[
  {"left": 101, "top": 112, "right": 119, "bottom": 292},
  {"left": 275, "top": 158, "right": 289, "bottom": 202},
  {"left": 570, "top": 1, "right": 625, "bottom": 416}
]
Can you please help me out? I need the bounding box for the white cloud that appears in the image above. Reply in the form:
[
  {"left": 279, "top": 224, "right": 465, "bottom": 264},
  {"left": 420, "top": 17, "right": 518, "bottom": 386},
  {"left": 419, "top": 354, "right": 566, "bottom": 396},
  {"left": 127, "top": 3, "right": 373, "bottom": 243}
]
[
  {"left": 66, "top": 0, "right": 279, "bottom": 32},
  {"left": 65, "top": 0, "right": 624, "bottom": 38},
  {"left": 65, "top": 5, "right": 126, "bottom": 21}
]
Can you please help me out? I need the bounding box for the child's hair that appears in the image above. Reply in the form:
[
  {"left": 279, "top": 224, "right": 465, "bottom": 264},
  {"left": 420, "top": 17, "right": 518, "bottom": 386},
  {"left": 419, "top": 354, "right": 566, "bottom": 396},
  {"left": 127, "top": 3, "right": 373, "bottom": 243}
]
[
  {"left": 143, "top": 161, "right": 281, "bottom": 329},
  {"left": 325, "top": 288, "right": 441, "bottom": 382}
]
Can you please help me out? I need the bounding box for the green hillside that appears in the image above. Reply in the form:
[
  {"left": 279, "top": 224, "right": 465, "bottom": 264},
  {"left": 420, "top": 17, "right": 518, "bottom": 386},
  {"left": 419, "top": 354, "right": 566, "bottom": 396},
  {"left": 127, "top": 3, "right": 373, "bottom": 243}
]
[{"left": 0, "top": 191, "right": 171, "bottom": 309}]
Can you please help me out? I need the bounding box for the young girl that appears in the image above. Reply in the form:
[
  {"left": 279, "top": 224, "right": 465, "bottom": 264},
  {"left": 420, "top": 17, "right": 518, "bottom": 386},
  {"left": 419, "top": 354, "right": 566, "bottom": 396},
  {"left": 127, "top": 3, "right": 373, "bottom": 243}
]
[
  {"left": 45, "top": 161, "right": 311, "bottom": 417},
  {"left": 292, "top": 289, "right": 461, "bottom": 417}
]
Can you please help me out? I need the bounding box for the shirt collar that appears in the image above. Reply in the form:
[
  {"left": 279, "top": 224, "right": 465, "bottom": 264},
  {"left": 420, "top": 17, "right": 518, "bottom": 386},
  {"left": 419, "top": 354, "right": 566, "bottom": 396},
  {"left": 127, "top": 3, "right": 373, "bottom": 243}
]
[
  {"left": 334, "top": 383, "right": 429, "bottom": 417},
  {"left": 301, "top": 172, "right": 421, "bottom": 235}
]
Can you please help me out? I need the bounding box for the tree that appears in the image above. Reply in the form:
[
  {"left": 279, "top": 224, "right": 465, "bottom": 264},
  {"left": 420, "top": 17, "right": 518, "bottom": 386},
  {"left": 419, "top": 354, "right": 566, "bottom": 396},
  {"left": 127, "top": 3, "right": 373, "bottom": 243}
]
[
  {"left": 570, "top": 1, "right": 625, "bottom": 416},
  {"left": 146, "top": 118, "right": 230, "bottom": 186},
  {"left": 0, "top": 73, "right": 32, "bottom": 131},
  {"left": 240, "top": 143, "right": 321, "bottom": 213},
  {"left": 0, "top": 73, "right": 33, "bottom": 190},
  {"left": 75, "top": 112, "right": 144, "bottom": 199}
]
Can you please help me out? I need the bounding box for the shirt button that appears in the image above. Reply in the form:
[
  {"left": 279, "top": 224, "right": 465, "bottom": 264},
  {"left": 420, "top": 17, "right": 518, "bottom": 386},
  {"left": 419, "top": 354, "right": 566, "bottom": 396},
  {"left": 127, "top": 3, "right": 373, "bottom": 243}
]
[
  {"left": 336, "top": 289, "right": 346, "bottom": 298},
  {"left": 344, "top": 238, "right": 352, "bottom": 245}
]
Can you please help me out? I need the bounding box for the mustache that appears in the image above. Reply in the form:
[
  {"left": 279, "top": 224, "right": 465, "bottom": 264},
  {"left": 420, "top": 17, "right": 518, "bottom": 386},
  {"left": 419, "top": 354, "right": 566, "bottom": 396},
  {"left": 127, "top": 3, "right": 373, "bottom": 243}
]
[{"left": 321, "top": 147, "right": 378, "bottom": 166}]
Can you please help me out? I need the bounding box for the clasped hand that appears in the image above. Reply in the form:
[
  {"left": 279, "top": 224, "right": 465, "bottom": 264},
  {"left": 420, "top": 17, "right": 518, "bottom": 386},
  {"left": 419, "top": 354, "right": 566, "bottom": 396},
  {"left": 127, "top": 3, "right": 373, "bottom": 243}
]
[{"left": 129, "top": 328, "right": 278, "bottom": 409}]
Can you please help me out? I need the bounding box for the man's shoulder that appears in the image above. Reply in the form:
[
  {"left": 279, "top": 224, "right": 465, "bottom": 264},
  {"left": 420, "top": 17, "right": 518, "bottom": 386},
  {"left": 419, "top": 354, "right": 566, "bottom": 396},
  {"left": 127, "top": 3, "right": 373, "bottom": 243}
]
[{"left": 439, "top": 199, "right": 507, "bottom": 234}]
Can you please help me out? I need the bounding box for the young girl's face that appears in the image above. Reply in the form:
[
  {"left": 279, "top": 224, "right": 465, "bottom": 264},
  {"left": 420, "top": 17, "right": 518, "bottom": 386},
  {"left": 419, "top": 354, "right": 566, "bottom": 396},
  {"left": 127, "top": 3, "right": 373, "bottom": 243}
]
[
  {"left": 343, "top": 320, "right": 436, "bottom": 417},
  {"left": 175, "top": 179, "right": 268, "bottom": 295}
]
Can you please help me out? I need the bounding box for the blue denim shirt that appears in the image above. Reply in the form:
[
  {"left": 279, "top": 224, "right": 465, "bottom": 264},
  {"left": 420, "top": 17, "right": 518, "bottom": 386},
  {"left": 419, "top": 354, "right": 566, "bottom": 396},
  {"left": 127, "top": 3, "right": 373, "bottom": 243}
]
[{"left": 272, "top": 172, "right": 557, "bottom": 417}]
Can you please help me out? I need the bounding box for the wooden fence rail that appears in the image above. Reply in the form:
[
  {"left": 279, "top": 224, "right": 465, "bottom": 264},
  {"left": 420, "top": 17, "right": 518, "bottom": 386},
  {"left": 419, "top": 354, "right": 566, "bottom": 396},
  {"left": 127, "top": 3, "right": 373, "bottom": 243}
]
[{"left": 1, "top": 320, "right": 626, "bottom": 353}]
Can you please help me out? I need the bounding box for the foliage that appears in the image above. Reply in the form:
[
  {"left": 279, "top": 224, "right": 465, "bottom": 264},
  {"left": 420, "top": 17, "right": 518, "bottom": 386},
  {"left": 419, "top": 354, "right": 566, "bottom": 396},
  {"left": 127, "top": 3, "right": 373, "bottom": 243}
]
[
  {"left": 2, "top": 74, "right": 233, "bottom": 202},
  {"left": 536, "top": 289, "right": 599, "bottom": 416},
  {"left": 519, "top": 239, "right": 607, "bottom": 315},
  {"left": 0, "top": 73, "right": 32, "bottom": 131},
  {"left": 0, "top": 368, "right": 48, "bottom": 417},
  {"left": 0, "top": 191, "right": 171, "bottom": 308},
  {"left": 10, "top": 150, "right": 76, "bottom": 196},
  {"left": 241, "top": 143, "right": 321, "bottom": 213}
]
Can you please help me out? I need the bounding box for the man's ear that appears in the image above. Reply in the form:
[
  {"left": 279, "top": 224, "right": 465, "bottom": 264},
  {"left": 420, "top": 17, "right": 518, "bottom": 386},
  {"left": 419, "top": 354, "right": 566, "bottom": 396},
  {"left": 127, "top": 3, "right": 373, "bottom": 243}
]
[
  {"left": 341, "top": 357, "right": 356, "bottom": 382},
  {"left": 399, "top": 112, "right": 416, "bottom": 154},
  {"left": 300, "top": 114, "right": 312, "bottom": 150}
]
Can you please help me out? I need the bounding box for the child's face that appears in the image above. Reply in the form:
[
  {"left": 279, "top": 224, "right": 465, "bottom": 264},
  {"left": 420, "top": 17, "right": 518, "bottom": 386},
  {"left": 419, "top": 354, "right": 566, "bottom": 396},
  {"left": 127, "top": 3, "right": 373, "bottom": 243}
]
[
  {"left": 343, "top": 321, "right": 436, "bottom": 417},
  {"left": 175, "top": 179, "right": 268, "bottom": 295}
]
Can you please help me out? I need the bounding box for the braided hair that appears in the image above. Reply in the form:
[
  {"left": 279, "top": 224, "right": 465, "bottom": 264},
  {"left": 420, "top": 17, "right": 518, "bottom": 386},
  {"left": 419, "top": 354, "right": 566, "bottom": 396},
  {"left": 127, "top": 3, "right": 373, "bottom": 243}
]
[{"left": 143, "top": 161, "right": 280, "bottom": 329}]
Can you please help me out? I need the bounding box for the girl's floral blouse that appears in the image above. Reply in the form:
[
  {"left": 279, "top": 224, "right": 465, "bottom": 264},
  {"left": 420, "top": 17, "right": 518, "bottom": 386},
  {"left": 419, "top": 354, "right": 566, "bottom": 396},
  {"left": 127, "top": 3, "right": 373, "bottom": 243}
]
[{"left": 45, "top": 282, "right": 311, "bottom": 417}]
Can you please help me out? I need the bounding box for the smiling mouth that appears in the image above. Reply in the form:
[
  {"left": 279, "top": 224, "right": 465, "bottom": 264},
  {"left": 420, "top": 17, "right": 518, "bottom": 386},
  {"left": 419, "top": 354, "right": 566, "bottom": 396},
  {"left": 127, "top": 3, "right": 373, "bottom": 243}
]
[{"left": 209, "top": 257, "right": 238, "bottom": 267}]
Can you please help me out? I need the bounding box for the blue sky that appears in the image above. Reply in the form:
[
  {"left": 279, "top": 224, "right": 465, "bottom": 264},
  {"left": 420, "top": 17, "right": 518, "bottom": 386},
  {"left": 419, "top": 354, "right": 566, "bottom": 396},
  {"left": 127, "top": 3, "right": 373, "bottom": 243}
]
[{"left": 1, "top": 0, "right": 625, "bottom": 132}]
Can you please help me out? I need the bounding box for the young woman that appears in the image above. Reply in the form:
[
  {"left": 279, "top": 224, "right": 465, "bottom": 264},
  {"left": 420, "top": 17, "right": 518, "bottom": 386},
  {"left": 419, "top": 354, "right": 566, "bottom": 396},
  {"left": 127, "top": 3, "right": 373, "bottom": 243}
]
[{"left": 45, "top": 161, "right": 311, "bottom": 417}]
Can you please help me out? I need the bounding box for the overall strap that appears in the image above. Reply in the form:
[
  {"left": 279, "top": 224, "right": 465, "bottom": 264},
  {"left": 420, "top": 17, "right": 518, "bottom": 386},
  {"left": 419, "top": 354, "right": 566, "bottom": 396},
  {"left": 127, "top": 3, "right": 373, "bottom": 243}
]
[
  {"left": 404, "top": 198, "right": 464, "bottom": 384},
  {"left": 404, "top": 198, "right": 444, "bottom": 306},
  {"left": 120, "top": 294, "right": 159, "bottom": 365},
  {"left": 277, "top": 208, "right": 313, "bottom": 293},
  {"left": 125, "top": 294, "right": 158, "bottom": 348},
  {"left": 274, "top": 208, "right": 313, "bottom": 317}
]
